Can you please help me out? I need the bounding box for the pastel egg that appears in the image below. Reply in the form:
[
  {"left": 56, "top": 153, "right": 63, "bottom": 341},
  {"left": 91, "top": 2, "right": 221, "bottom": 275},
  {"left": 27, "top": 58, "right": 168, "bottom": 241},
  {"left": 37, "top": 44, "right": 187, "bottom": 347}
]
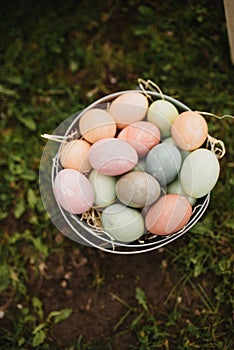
[
  {"left": 180, "top": 148, "right": 220, "bottom": 198},
  {"left": 109, "top": 92, "right": 148, "bottom": 129},
  {"left": 60, "top": 139, "right": 92, "bottom": 173},
  {"left": 102, "top": 203, "right": 145, "bottom": 242},
  {"left": 167, "top": 178, "right": 196, "bottom": 205},
  {"left": 145, "top": 143, "right": 182, "bottom": 186},
  {"left": 53, "top": 169, "right": 94, "bottom": 214},
  {"left": 133, "top": 158, "right": 146, "bottom": 172},
  {"left": 171, "top": 111, "right": 208, "bottom": 151},
  {"left": 79, "top": 108, "right": 116, "bottom": 143},
  {"left": 116, "top": 171, "right": 161, "bottom": 208},
  {"left": 162, "top": 137, "right": 190, "bottom": 160},
  {"left": 147, "top": 99, "right": 179, "bottom": 138},
  {"left": 88, "top": 138, "right": 138, "bottom": 176},
  {"left": 117, "top": 121, "right": 160, "bottom": 156},
  {"left": 89, "top": 169, "right": 117, "bottom": 207},
  {"left": 145, "top": 194, "right": 192, "bottom": 235}
]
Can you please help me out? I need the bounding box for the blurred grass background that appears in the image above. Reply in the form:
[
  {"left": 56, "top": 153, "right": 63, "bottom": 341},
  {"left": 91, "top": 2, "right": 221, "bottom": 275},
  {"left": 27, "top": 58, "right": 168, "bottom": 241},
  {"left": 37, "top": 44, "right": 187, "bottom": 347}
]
[{"left": 0, "top": 0, "right": 233, "bottom": 349}]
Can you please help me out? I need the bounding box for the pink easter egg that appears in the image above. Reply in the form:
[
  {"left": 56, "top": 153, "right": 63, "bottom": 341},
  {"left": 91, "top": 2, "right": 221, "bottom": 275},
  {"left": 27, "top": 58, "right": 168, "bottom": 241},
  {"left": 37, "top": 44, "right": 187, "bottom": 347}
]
[
  {"left": 53, "top": 169, "right": 94, "bottom": 214},
  {"left": 118, "top": 121, "right": 161, "bottom": 156},
  {"left": 88, "top": 138, "right": 138, "bottom": 176},
  {"left": 145, "top": 194, "right": 192, "bottom": 235}
]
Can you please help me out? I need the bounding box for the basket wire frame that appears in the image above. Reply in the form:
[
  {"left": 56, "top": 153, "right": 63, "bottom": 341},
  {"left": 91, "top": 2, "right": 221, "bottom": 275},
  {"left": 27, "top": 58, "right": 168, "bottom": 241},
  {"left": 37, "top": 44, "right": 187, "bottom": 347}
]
[{"left": 40, "top": 90, "right": 210, "bottom": 254}]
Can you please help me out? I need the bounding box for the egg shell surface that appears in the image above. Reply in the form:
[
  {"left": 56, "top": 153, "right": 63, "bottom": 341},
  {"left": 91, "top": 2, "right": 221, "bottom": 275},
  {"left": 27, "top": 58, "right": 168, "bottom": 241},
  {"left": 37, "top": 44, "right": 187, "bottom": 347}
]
[
  {"left": 147, "top": 99, "right": 179, "bottom": 138},
  {"left": 162, "top": 137, "right": 190, "bottom": 160},
  {"left": 167, "top": 178, "right": 196, "bottom": 205},
  {"left": 109, "top": 92, "right": 148, "bottom": 129},
  {"left": 117, "top": 121, "right": 161, "bottom": 156},
  {"left": 180, "top": 148, "right": 220, "bottom": 198},
  {"left": 89, "top": 169, "right": 117, "bottom": 207},
  {"left": 88, "top": 138, "right": 138, "bottom": 176},
  {"left": 79, "top": 108, "right": 116, "bottom": 143},
  {"left": 145, "top": 194, "right": 192, "bottom": 235},
  {"left": 116, "top": 171, "right": 161, "bottom": 208},
  {"left": 60, "top": 139, "right": 92, "bottom": 173},
  {"left": 145, "top": 143, "right": 182, "bottom": 187},
  {"left": 53, "top": 169, "right": 94, "bottom": 214},
  {"left": 171, "top": 111, "right": 208, "bottom": 151},
  {"left": 102, "top": 203, "right": 145, "bottom": 242}
]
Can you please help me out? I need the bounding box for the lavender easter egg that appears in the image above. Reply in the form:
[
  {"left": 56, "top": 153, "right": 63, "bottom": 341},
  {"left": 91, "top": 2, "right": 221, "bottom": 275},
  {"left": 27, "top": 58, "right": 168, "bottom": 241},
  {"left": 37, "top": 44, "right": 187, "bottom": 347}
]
[{"left": 88, "top": 138, "right": 138, "bottom": 176}]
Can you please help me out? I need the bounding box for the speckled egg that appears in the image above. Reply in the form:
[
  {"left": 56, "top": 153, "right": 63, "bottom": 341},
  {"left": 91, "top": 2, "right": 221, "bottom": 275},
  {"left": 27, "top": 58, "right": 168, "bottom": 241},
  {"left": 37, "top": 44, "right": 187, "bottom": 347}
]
[
  {"left": 60, "top": 139, "right": 92, "bottom": 173},
  {"left": 116, "top": 171, "right": 161, "bottom": 208},
  {"left": 180, "top": 148, "right": 220, "bottom": 198},
  {"left": 79, "top": 108, "right": 116, "bottom": 143},
  {"left": 102, "top": 203, "right": 145, "bottom": 242},
  {"left": 145, "top": 143, "right": 182, "bottom": 186},
  {"left": 145, "top": 194, "right": 192, "bottom": 235},
  {"left": 171, "top": 111, "right": 208, "bottom": 151},
  {"left": 109, "top": 92, "right": 148, "bottom": 129},
  {"left": 53, "top": 169, "right": 94, "bottom": 214},
  {"left": 89, "top": 169, "right": 117, "bottom": 207},
  {"left": 88, "top": 138, "right": 138, "bottom": 176},
  {"left": 117, "top": 121, "right": 161, "bottom": 156},
  {"left": 147, "top": 99, "right": 179, "bottom": 138}
]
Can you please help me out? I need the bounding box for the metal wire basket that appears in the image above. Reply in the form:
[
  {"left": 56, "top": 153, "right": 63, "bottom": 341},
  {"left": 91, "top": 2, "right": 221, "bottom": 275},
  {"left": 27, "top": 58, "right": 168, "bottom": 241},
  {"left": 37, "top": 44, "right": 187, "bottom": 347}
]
[{"left": 39, "top": 90, "right": 211, "bottom": 254}]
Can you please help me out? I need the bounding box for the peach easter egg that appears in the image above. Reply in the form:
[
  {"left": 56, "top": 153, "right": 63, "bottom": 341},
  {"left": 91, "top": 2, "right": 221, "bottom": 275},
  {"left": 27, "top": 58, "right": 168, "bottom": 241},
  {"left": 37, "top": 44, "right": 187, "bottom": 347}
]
[
  {"left": 60, "top": 139, "right": 92, "bottom": 173},
  {"left": 171, "top": 111, "right": 208, "bottom": 151},
  {"left": 79, "top": 108, "right": 116, "bottom": 143},
  {"left": 109, "top": 92, "right": 148, "bottom": 129}
]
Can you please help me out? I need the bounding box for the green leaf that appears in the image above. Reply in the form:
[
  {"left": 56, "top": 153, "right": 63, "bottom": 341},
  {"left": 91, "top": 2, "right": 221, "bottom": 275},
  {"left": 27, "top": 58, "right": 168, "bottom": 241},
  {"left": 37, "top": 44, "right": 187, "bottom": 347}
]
[
  {"left": 32, "top": 297, "right": 44, "bottom": 319},
  {"left": 135, "top": 287, "right": 148, "bottom": 312},
  {"left": 0, "top": 84, "right": 18, "bottom": 96},
  {"left": 0, "top": 265, "right": 11, "bottom": 292},
  {"left": 47, "top": 308, "right": 72, "bottom": 324},
  {"left": 13, "top": 199, "right": 26, "bottom": 218},
  {"left": 194, "top": 264, "right": 204, "bottom": 278},
  {"left": 32, "top": 329, "right": 47, "bottom": 347},
  {"left": 32, "top": 323, "right": 47, "bottom": 335},
  {"left": 27, "top": 188, "right": 38, "bottom": 209},
  {"left": 0, "top": 212, "right": 8, "bottom": 220},
  {"left": 21, "top": 169, "right": 37, "bottom": 181},
  {"left": 33, "top": 237, "right": 49, "bottom": 257},
  {"left": 17, "top": 116, "right": 37, "bottom": 131}
]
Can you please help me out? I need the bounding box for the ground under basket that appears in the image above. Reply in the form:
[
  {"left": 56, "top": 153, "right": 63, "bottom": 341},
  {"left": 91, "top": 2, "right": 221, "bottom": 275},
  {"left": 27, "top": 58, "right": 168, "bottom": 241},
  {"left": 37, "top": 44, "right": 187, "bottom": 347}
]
[{"left": 39, "top": 90, "right": 210, "bottom": 254}]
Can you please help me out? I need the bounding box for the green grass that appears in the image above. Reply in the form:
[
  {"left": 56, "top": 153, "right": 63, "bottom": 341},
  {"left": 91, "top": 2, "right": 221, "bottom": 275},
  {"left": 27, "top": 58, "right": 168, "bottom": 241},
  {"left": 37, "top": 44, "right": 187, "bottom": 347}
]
[{"left": 0, "top": 0, "right": 233, "bottom": 349}]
